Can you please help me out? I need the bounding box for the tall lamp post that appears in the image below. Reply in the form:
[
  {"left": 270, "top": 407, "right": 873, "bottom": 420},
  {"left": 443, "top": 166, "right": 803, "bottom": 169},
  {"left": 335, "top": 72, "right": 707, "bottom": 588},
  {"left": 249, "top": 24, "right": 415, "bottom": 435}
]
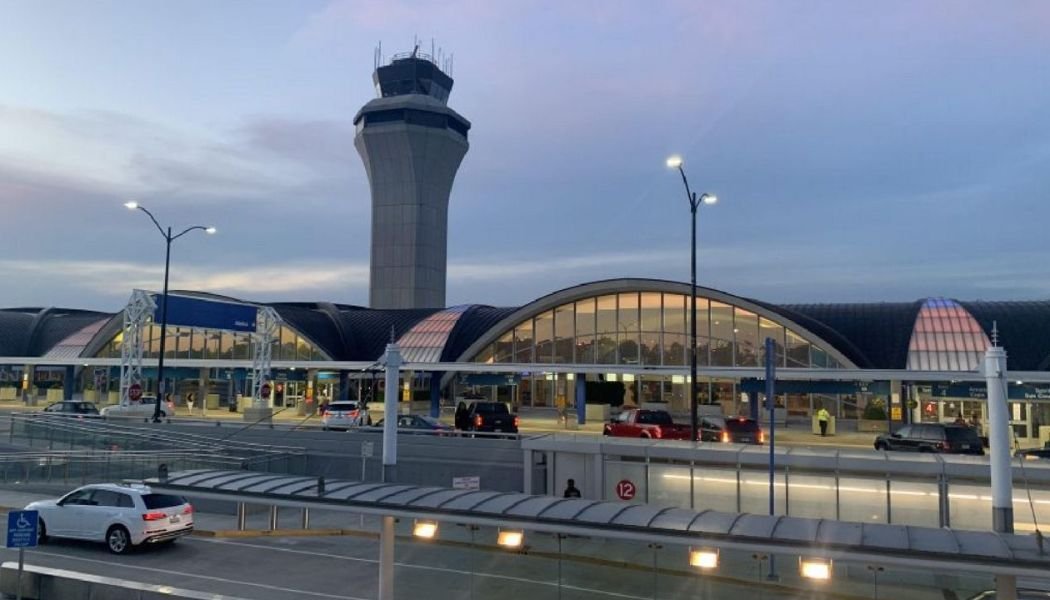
[
  {"left": 665, "top": 156, "right": 717, "bottom": 441},
  {"left": 124, "top": 201, "right": 215, "bottom": 422}
]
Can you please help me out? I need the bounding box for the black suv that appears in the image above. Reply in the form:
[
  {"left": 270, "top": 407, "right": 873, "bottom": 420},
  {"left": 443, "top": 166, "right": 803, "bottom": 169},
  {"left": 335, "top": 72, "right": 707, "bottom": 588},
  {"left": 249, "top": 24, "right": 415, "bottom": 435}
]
[
  {"left": 874, "top": 424, "right": 983, "bottom": 455},
  {"left": 464, "top": 402, "right": 519, "bottom": 434},
  {"left": 700, "top": 416, "right": 763, "bottom": 444}
]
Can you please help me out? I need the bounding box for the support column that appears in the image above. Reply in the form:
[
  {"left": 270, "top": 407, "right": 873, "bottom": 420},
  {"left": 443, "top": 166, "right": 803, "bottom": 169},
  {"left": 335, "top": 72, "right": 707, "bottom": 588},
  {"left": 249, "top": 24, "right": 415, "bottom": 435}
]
[
  {"left": 748, "top": 390, "right": 759, "bottom": 421},
  {"left": 339, "top": 371, "right": 351, "bottom": 401},
  {"left": 199, "top": 367, "right": 210, "bottom": 416},
  {"left": 382, "top": 339, "right": 402, "bottom": 483},
  {"left": 985, "top": 340, "right": 1013, "bottom": 533},
  {"left": 22, "top": 365, "right": 34, "bottom": 406},
  {"left": 378, "top": 515, "right": 395, "bottom": 600},
  {"left": 575, "top": 374, "right": 587, "bottom": 425},
  {"left": 429, "top": 371, "right": 441, "bottom": 418},
  {"left": 63, "top": 365, "right": 74, "bottom": 400}
]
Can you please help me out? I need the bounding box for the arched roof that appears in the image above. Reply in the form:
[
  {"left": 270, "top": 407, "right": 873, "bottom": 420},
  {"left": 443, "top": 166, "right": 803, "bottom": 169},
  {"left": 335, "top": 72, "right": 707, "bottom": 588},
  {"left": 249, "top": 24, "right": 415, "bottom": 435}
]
[
  {"left": 452, "top": 278, "right": 859, "bottom": 368},
  {"left": 0, "top": 307, "right": 111, "bottom": 358},
  {"left": 959, "top": 300, "right": 1050, "bottom": 371},
  {"left": 760, "top": 301, "right": 924, "bottom": 369}
]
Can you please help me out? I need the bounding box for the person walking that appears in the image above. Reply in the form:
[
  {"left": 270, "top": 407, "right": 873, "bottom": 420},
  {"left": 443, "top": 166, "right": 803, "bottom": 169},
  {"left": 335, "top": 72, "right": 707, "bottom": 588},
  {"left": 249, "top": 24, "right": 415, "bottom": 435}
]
[
  {"left": 563, "top": 478, "right": 582, "bottom": 498},
  {"left": 817, "top": 406, "right": 831, "bottom": 437}
]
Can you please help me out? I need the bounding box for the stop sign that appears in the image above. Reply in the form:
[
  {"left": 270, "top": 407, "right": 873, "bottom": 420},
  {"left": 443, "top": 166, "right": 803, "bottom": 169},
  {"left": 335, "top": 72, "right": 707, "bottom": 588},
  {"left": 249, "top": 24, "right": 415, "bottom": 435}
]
[
  {"left": 260, "top": 383, "right": 272, "bottom": 399},
  {"left": 616, "top": 479, "right": 636, "bottom": 501},
  {"left": 128, "top": 383, "right": 143, "bottom": 402}
]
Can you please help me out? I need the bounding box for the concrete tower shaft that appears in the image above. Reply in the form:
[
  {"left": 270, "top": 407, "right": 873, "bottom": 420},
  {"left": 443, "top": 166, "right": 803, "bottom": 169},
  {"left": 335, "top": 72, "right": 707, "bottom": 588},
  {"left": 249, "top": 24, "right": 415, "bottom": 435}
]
[{"left": 354, "top": 54, "right": 470, "bottom": 309}]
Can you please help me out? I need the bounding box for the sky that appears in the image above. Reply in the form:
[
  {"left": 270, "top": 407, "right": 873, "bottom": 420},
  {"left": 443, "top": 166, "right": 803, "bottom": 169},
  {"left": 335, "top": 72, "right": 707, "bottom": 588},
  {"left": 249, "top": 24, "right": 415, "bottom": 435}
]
[{"left": 1, "top": 0, "right": 1048, "bottom": 311}]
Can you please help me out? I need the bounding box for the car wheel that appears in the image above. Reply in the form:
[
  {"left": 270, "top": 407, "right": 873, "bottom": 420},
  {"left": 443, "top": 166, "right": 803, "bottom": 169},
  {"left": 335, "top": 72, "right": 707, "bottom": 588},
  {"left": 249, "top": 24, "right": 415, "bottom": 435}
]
[
  {"left": 106, "top": 525, "right": 132, "bottom": 555},
  {"left": 38, "top": 519, "right": 48, "bottom": 544},
  {"left": 640, "top": 432, "right": 651, "bottom": 439}
]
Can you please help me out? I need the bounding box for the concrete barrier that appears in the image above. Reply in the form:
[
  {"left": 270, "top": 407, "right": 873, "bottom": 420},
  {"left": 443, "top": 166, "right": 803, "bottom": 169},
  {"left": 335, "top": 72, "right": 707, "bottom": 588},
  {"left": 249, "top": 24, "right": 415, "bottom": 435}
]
[{"left": 0, "top": 561, "right": 251, "bottom": 599}]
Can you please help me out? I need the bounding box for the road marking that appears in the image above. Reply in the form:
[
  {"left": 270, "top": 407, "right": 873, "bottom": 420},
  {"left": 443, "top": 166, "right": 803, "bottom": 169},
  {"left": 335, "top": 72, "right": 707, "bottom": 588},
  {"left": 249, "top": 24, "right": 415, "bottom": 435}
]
[
  {"left": 15, "top": 548, "right": 369, "bottom": 600},
  {"left": 196, "top": 538, "right": 653, "bottom": 599}
]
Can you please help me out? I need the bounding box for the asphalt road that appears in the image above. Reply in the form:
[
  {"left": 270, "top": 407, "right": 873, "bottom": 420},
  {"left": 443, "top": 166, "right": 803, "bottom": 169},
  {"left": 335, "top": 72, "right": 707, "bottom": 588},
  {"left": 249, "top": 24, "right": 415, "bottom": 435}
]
[{"left": 0, "top": 532, "right": 852, "bottom": 600}]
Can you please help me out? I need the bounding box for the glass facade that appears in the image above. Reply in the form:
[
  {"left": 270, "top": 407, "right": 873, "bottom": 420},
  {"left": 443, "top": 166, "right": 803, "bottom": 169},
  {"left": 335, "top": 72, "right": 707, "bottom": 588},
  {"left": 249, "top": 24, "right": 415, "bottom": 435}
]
[
  {"left": 906, "top": 297, "right": 989, "bottom": 371},
  {"left": 471, "top": 292, "right": 842, "bottom": 369},
  {"left": 94, "top": 325, "right": 328, "bottom": 361}
]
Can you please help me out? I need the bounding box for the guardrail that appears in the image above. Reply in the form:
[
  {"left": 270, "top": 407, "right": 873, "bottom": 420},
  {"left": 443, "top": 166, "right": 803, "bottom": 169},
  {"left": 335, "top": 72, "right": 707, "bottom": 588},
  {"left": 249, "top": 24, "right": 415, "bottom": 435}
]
[{"left": 0, "top": 449, "right": 243, "bottom": 486}]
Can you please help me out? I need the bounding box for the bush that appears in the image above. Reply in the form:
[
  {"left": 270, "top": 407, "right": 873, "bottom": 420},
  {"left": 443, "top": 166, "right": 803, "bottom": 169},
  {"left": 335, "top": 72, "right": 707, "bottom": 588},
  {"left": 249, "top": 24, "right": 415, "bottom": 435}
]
[{"left": 863, "top": 397, "right": 888, "bottom": 421}]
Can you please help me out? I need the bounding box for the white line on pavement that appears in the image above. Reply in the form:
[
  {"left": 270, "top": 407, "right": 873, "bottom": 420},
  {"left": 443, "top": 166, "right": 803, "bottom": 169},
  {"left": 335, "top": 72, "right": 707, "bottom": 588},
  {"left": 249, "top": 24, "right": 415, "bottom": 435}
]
[
  {"left": 197, "top": 537, "right": 654, "bottom": 599},
  {"left": 16, "top": 548, "right": 368, "bottom": 600}
]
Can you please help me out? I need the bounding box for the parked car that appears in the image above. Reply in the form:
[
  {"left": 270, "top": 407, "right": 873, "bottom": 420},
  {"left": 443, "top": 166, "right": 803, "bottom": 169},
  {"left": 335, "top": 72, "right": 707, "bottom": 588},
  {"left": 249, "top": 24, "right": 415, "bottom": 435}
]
[
  {"left": 100, "top": 396, "right": 169, "bottom": 419},
  {"left": 700, "top": 416, "right": 764, "bottom": 444},
  {"left": 321, "top": 401, "right": 371, "bottom": 430},
  {"left": 1016, "top": 447, "right": 1050, "bottom": 461},
  {"left": 603, "top": 409, "right": 693, "bottom": 440},
  {"left": 24, "top": 483, "right": 194, "bottom": 554},
  {"left": 874, "top": 424, "right": 984, "bottom": 455},
  {"left": 464, "top": 402, "right": 519, "bottom": 434},
  {"left": 375, "top": 414, "right": 454, "bottom": 435},
  {"left": 42, "top": 401, "right": 100, "bottom": 418}
]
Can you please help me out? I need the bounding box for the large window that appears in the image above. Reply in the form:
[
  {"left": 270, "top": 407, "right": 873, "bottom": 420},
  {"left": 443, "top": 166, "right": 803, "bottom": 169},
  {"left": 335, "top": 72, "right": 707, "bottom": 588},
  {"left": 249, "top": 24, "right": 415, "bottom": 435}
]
[
  {"left": 471, "top": 291, "right": 845, "bottom": 370},
  {"left": 94, "top": 324, "right": 328, "bottom": 361}
]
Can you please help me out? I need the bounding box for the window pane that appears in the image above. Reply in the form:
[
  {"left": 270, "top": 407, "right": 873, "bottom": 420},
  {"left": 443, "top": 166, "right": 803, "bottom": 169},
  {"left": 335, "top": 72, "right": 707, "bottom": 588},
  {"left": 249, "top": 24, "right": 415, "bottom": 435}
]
[
  {"left": 514, "top": 322, "right": 534, "bottom": 363},
  {"left": 595, "top": 295, "right": 617, "bottom": 364},
  {"left": 786, "top": 330, "right": 811, "bottom": 367},
  {"left": 494, "top": 331, "right": 513, "bottom": 363},
  {"left": 575, "top": 299, "right": 596, "bottom": 364},
  {"left": 534, "top": 311, "right": 554, "bottom": 363},
  {"left": 618, "top": 293, "right": 639, "bottom": 365},
  {"left": 734, "top": 308, "right": 759, "bottom": 367},
  {"left": 758, "top": 318, "right": 785, "bottom": 367},
  {"left": 710, "top": 302, "right": 734, "bottom": 366},
  {"left": 554, "top": 304, "right": 574, "bottom": 364}
]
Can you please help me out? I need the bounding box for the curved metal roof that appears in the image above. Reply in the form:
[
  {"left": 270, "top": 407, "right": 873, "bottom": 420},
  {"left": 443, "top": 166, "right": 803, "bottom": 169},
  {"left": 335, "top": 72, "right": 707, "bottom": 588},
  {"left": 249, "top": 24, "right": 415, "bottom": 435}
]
[
  {"left": 0, "top": 307, "right": 111, "bottom": 358},
  {"left": 961, "top": 300, "right": 1050, "bottom": 371},
  {"left": 148, "top": 469, "right": 1050, "bottom": 576}
]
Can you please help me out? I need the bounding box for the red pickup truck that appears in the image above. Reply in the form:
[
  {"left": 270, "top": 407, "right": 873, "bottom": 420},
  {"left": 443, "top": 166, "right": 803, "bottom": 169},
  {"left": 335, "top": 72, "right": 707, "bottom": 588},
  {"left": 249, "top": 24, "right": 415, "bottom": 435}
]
[{"left": 602, "top": 409, "right": 694, "bottom": 440}]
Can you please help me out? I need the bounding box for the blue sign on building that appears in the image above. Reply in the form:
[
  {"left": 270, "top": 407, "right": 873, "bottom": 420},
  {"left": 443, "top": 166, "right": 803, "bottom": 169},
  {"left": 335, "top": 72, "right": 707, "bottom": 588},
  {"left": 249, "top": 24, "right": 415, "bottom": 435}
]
[
  {"left": 153, "top": 295, "right": 258, "bottom": 333},
  {"left": 6, "top": 510, "right": 38, "bottom": 548}
]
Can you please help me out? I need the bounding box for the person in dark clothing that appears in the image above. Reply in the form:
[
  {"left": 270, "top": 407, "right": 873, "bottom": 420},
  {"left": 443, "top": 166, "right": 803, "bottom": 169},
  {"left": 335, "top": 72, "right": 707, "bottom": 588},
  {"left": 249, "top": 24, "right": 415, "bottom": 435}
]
[
  {"left": 454, "top": 401, "right": 469, "bottom": 430},
  {"left": 563, "top": 478, "right": 582, "bottom": 498}
]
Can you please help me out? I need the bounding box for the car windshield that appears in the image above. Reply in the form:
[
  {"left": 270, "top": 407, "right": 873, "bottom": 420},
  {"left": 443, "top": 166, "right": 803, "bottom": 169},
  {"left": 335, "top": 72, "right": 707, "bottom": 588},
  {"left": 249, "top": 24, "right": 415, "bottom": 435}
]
[
  {"left": 724, "top": 418, "right": 759, "bottom": 432},
  {"left": 945, "top": 427, "right": 980, "bottom": 443},
  {"left": 142, "top": 493, "right": 186, "bottom": 509},
  {"left": 328, "top": 403, "right": 359, "bottom": 411},
  {"left": 473, "top": 403, "right": 508, "bottom": 414}
]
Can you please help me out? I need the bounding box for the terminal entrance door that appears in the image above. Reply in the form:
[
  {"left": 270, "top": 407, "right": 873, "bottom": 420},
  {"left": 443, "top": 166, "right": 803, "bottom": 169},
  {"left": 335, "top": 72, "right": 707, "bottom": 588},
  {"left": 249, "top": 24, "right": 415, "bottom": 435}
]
[{"left": 284, "top": 381, "right": 304, "bottom": 408}]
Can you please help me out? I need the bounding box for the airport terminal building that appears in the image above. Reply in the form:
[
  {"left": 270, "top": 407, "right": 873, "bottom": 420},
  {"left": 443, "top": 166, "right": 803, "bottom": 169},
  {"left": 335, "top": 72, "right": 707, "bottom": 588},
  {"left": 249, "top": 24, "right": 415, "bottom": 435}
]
[{"left": 2, "top": 278, "right": 1050, "bottom": 443}]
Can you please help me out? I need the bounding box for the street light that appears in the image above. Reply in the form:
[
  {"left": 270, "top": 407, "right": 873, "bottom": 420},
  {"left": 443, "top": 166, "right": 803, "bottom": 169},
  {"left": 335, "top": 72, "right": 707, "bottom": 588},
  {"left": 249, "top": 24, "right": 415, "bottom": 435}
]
[
  {"left": 125, "top": 201, "right": 215, "bottom": 422},
  {"left": 667, "top": 156, "right": 717, "bottom": 441}
]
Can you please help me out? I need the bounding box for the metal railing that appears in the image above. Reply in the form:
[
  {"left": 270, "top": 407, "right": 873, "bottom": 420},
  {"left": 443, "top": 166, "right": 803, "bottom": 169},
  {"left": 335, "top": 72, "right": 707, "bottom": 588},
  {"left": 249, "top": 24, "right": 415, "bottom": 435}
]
[{"left": 0, "top": 450, "right": 243, "bottom": 486}]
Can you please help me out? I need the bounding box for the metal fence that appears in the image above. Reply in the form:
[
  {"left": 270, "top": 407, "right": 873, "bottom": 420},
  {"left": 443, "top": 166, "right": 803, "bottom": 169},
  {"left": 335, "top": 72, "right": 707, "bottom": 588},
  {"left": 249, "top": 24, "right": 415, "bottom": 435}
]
[{"left": 0, "top": 450, "right": 243, "bottom": 486}]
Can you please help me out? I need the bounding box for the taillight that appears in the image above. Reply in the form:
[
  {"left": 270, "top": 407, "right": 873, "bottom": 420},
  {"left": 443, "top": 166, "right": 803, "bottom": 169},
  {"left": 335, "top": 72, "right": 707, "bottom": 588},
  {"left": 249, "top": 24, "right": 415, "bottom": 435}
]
[
  {"left": 720, "top": 431, "right": 730, "bottom": 443},
  {"left": 142, "top": 512, "right": 167, "bottom": 521},
  {"left": 513, "top": 416, "right": 520, "bottom": 428},
  {"left": 759, "top": 430, "right": 766, "bottom": 444},
  {"left": 182, "top": 505, "right": 194, "bottom": 515},
  {"left": 349, "top": 410, "right": 359, "bottom": 418},
  {"left": 939, "top": 441, "right": 950, "bottom": 450},
  {"left": 474, "top": 415, "right": 483, "bottom": 427}
]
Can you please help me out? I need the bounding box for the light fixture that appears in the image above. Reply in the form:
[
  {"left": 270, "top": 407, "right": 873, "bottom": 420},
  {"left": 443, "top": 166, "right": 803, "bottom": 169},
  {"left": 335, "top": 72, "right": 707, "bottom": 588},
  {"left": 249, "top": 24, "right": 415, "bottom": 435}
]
[
  {"left": 124, "top": 201, "right": 139, "bottom": 210},
  {"left": 205, "top": 227, "right": 217, "bottom": 234},
  {"left": 1016, "top": 380, "right": 1024, "bottom": 385},
  {"left": 689, "top": 547, "right": 719, "bottom": 570},
  {"left": 497, "top": 529, "right": 524, "bottom": 548},
  {"left": 413, "top": 520, "right": 438, "bottom": 539},
  {"left": 800, "top": 557, "right": 832, "bottom": 581},
  {"left": 701, "top": 193, "right": 718, "bottom": 205},
  {"left": 666, "top": 155, "right": 683, "bottom": 169}
]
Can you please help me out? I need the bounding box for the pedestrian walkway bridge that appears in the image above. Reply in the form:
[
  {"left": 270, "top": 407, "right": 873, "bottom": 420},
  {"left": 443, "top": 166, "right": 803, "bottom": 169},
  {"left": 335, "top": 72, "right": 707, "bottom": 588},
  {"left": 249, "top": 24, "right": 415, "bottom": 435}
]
[{"left": 145, "top": 469, "right": 1050, "bottom": 600}]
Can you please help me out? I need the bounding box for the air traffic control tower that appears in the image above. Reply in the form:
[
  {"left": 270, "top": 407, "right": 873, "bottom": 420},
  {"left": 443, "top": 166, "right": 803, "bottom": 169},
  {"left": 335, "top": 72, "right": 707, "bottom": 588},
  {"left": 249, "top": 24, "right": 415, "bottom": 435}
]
[{"left": 354, "top": 48, "right": 471, "bottom": 309}]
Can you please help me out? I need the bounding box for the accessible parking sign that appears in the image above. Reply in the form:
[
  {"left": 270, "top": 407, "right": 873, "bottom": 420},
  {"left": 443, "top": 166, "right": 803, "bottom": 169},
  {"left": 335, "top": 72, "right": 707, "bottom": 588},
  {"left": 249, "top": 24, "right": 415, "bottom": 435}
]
[{"left": 6, "top": 510, "right": 38, "bottom": 548}]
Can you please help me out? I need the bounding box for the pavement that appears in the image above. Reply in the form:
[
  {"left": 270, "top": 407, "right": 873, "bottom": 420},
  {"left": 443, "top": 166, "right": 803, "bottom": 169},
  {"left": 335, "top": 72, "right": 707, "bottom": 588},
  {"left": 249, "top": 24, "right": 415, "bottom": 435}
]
[{"left": 0, "top": 399, "right": 879, "bottom": 449}]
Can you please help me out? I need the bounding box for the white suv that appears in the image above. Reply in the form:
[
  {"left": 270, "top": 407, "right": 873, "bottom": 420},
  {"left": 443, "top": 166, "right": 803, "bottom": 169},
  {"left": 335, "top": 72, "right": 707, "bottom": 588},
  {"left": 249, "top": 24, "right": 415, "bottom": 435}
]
[
  {"left": 321, "top": 401, "right": 371, "bottom": 430},
  {"left": 25, "top": 483, "right": 194, "bottom": 554},
  {"left": 100, "top": 397, "right": 171, "bottom": 419}
]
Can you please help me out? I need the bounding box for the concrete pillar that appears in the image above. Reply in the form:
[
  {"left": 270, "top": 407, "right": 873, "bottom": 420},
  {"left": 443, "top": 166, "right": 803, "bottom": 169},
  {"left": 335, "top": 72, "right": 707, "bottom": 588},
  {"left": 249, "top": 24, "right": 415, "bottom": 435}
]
[
  {"left": 378, "top": 515, "right": 395, "bottom": 600},
  {"left": 199, "top": 367, "right": 210, "bottom": 414},
  {"left": 22, "top": 365, "right": 34, "bottom": 405},
  {"left": 523, "top": 449, "right": 533, "bottom": 495},
  {"left": 429, "top": 371, "right": 441, "bottom": 418},
  {"left": 984, "top": 343, "right": 1013, "bottom": 533},
  {"left": 575, "top": 374, "right": 587, "bottom": 425},
  {"left": 339, "top": 371, "right": 351, "bottom": 401},
  {"left": 63, "top": 365, "right": 74, "bottom": 400},
  {"left": 304, "top": 369, "right": 318, "bottom": 416},
  {"left": 748, "top": 390, "right": 759, "bottom": 421},
  {"left": 382, "top": 341, "right": 402, "bottom": 483}
]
